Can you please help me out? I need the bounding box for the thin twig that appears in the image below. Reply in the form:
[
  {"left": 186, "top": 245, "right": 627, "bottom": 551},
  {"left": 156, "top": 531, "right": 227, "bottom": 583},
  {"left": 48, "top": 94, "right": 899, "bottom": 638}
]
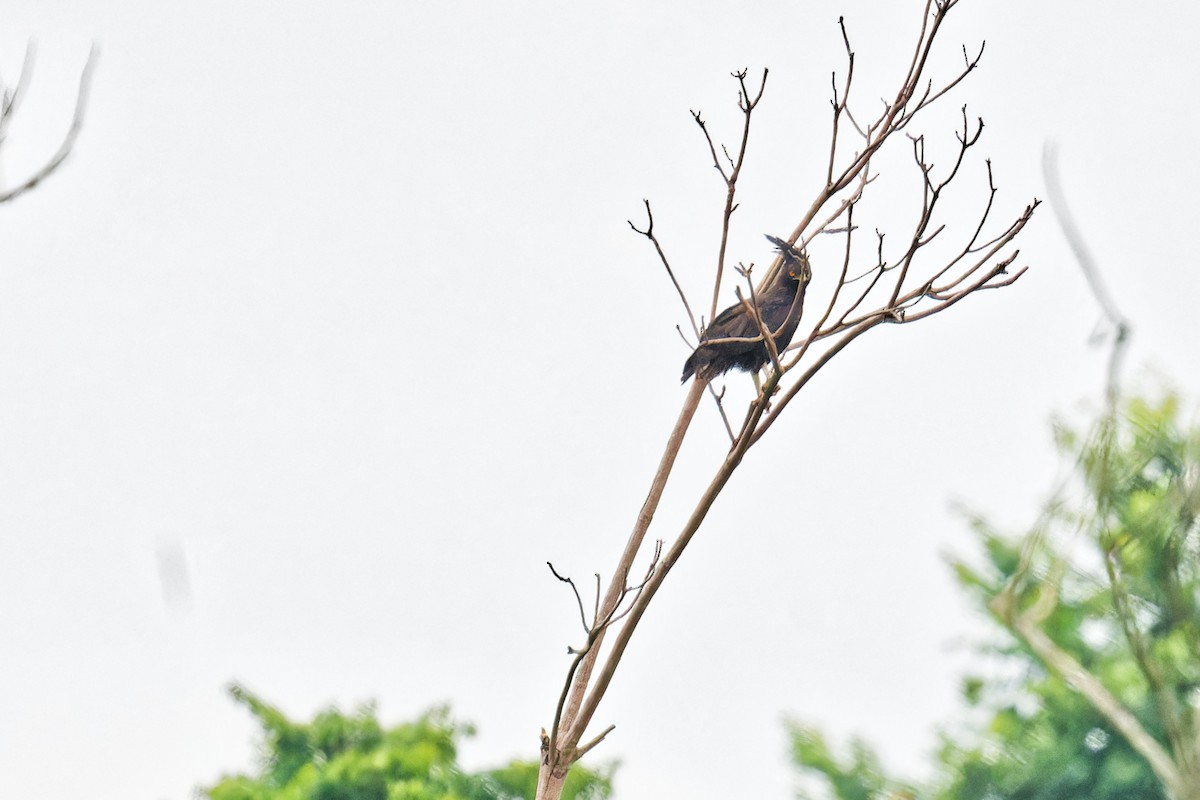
[
  {"left": 0, "top": 43, "right": 37, "bottom": 151},
  {"left": 1043, "top": 143, "right": 1130, "bottom": 402},
  {"left": 631, "top": 200, "right": 701, "bottom": 340},
  {"left": 706, "top": 68, "right": 768, "bottom": 322},
  {"left": 0, "top": 44, "right": 99, "bottom": 204},
  {"left": 547, "top": 562, "right": 590, "bottom": 634}
]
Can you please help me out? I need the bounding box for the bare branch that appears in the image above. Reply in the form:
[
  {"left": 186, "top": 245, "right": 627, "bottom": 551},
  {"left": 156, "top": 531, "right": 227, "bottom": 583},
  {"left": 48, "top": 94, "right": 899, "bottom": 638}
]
[
  {"left": 630, "top": 199, "right": 702, "bottom": 340},
  {"left": 0, "top": 43, "right": 36, "bottom": 151},
  {"left": 1043, "top": 143, "right": 1130, "bottom": 402},
  {"left": 574, "top": 723, "right": 616, "bottom": 761},
  {"left": 603, "top": 540, "right": 663, "bottom": 627},
  {"left": 705, "top": 381, "right": 736, "bottom": 443},
  {"left": 541, "top": 2, "right": 1038, "bottom": 792},
  {"left": 826, "top": 17, "right": 857, "bottom": 189},
  {"left": 547, "top": 562, "right": 590, "bottom": 635},
  {"left": 549, "top": 378, "right": 706, "bottom": 760},
  {"left": 0, "top": 44, "right": 99, "bottom": 204},
  {"left": 691, "top": 110, "right": 728, "bottom": 183},
  {"left": 707, "top": 68, "right": 768, "bottom": 321}
]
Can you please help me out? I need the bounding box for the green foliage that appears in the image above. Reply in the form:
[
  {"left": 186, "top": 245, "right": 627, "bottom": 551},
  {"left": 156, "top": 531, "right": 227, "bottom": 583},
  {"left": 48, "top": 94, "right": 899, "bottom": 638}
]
[
  {"left": 789, "top": 392, "right": 1200, "bottom": 800},
  {"left": 204, "top": 685, "right": 613, "bottom": 800},
  {"left": 939, "top": 394, "right": 1199, "bottom": 800},
  {"left": 932, "top": 675, "right": 1167, "bottom": 800},
  {"left": 786, "top": 721, "right": 914, "bottom": 800}
]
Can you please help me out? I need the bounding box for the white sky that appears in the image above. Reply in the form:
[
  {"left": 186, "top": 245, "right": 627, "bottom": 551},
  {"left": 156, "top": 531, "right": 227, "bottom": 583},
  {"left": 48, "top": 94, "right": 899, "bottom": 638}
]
[{"left": 2, "top": 2, "right": 1198, "bottom": 799}]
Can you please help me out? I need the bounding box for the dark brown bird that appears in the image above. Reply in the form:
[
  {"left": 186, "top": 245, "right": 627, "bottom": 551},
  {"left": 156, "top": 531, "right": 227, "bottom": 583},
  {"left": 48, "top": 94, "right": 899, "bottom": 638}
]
[{"left": 681, "top": 235, "right": 812, "bottom": 383}]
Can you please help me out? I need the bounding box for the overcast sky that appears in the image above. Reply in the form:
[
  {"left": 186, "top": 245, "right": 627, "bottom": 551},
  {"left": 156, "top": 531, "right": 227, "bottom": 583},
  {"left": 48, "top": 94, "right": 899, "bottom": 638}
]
[{"left": 3, "top": 2, "right": 1199, "bottom": 799}]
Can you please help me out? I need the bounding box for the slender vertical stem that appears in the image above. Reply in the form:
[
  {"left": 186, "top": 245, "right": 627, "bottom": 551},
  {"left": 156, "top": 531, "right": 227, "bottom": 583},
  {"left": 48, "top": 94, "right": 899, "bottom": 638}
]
[{"left": 547, "top": 378, "right": 706, "bottom": 767}]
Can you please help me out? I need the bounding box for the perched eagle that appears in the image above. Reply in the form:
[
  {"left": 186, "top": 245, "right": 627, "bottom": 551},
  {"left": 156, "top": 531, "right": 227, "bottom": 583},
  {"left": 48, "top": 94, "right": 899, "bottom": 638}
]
[{"left": 681, "top": 235, "right": 812, "bottom": 383}]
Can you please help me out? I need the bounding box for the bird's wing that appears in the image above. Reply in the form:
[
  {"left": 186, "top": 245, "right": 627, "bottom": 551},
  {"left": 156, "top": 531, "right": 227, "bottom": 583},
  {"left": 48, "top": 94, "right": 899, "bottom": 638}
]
[{"left": 704, "top": 303, "right": 760, "bottom": 342}]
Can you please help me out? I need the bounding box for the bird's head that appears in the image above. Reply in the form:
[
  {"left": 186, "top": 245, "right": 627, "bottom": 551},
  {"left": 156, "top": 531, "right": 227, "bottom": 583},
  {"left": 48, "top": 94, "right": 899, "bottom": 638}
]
[
  {"left": 785, "top": 252, "right": 812, "bottom": 284},
  {"left": 765, "top": 234, "right": 812, "bottom": 285}
]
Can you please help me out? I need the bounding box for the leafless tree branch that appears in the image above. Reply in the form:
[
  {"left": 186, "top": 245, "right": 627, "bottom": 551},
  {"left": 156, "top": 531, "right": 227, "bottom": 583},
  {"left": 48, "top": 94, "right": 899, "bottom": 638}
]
[
  {"left": 1043, "top": 143, "right": 1130, "bottom": 403},
  {"left": 546, "top": 562, "right": 590, "bottom": 635},
  {"left": 0, "top": 43, "right": 99, "bottom": 204},
  {"left": 536, "top": 3, "right": 1037, "bottom": 795},
  {"left": 630, "top": 199, "right": 702, "bottom": 340}
]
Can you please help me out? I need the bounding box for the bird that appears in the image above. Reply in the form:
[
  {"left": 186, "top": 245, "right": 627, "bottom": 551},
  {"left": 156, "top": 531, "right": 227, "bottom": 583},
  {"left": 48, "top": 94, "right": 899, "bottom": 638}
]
[{"left": 681, "top": 235, "right": 812, "bottom": 384}]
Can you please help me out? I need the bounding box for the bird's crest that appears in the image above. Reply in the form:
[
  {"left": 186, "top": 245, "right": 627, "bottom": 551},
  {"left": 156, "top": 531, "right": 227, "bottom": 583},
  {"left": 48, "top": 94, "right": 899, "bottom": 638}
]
[{"left": 764, "top": 234, "right": 811, "bottom": 282}]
